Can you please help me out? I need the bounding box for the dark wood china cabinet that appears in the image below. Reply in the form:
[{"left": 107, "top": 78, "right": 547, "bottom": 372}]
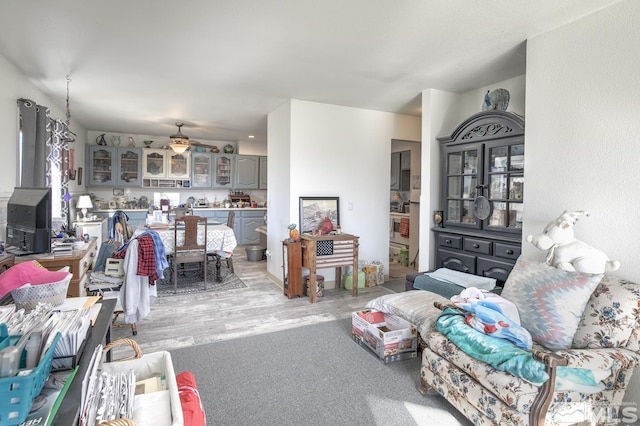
[{"left": 434, "top": 111, "right": 525, "bottom": 287}]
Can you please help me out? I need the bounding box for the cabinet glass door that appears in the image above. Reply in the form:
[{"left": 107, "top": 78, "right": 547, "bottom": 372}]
[
  {"left": 168, "top": 152, "right": 190, "bottom": 178},
  {"left": 213, "top": 154, "right": 233, "bottom": 188},
  {"left": 191, "top": 153, "right": 212, "bottom": 188},
  {"left": 444, "top": 145, "right": 481, "bottom": 228},
  {"left": 485, "top": 142, "right": 524, "bottom": 231},
  {"left": 117, "top": 148, "right": 141, "bottom": 186},
  {"left": 142, "top": 149, "right": 167, "bottom": 178},
  {"left": 88, "top": 146, "right": 115, "bottom": 186}
]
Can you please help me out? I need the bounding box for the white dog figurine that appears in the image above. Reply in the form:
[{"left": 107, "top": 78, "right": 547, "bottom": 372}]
[{"left": 526, "top": 210, "right": 620, "bottom": 274}]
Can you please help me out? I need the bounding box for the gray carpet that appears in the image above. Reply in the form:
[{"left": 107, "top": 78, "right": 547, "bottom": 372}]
[{"left": 170, "top": 318, "right": 471, "bottom": 426}]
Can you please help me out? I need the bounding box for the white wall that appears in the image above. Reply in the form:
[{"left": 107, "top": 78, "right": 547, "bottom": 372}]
[
  {"left": 267, "top": 99, "right": 421, "bottom": 286},
  {"left": 265, "top": 101, "right": 292, "bottom": 282},
  {"left": 525, "top": 0, "right": 640, "bottom": 405},
  {"left": 524, "top": 0, "right": 640, "bottom": 280},
  {"left": 0, "top": 55, "right": 88, "bottom": 196}
]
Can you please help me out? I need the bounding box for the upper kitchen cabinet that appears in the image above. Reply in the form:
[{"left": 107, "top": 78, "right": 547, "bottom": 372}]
[
  {"left": 212, "top": 154, "right": 234, "bottom": 188},
  {"left": 142, "top": 149, "right": 190, "bottom": 179},
  {"left": 259, "top": 156, "right": 268, "bottom": 189},
  {"left": 117, "top": 147, "right": 142, "bottom": 186},
  {"left": 142, "top": 149, "right": 191, "bottom": 188},
  {"left": 87, "top": 146, "right": 115, "bottom": 186},
  {"left": 87, "top": 146, "right": 142, "bottom": 187},
  {"left": 438, "top": 111, "right": 525, "bottom": 235},
  {"left": 142, "top": 149, "right": 168, "bottom": 178},
  {"left": 390, "top": 150, "right": 410, "bottom": 191},
  {"left": 191, "top": 152, "right": 212, "bottom": 188},
  {"left": 233, "top": 155, "right": 260, "bottom": 190}
]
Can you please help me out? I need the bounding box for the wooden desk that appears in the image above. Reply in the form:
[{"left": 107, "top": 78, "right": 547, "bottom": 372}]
[
  {"left": 14, "top": 238, "right": 98, "bottom": 297},
  {"left": 0, "top": 253, "right": 15, "bottom": 273},
  {"left": 51, "top": 298, "right": 116, "bottom": 425},
  {"left": 300, "top": 233, "right": 359, "bottom": 303}
]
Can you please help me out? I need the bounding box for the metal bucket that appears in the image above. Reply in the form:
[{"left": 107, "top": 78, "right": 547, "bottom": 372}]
[{"left": 245, "top": 246, "right": 266, "bottom": 261}]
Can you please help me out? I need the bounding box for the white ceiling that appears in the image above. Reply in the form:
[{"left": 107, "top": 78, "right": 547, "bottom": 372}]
[{"left": 0, "top": 1, "right": 621, "bottom": 145}]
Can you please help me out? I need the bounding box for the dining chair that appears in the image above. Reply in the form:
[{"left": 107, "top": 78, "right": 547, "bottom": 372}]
[
  {"left": 210, "top": 211, "right": 235, "bottom": 281},
  {"left": 172, "top": 215, "right": 208, "bottom": 292}
]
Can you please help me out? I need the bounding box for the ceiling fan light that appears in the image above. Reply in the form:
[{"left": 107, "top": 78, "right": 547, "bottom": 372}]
[
  {"left": 169, "top": 122, "right": 190, "bottom": 153},
  {"left": 169, "top": 142, "right": 189, "bottom": 154}
]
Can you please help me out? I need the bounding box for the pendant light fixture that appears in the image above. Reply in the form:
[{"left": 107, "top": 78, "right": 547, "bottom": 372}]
[
  {"left": 169, "top": 122, "right": 190, "bottom": 154},
  {"left": 64, "top": 75, "right": 77, "bottom": 142}
]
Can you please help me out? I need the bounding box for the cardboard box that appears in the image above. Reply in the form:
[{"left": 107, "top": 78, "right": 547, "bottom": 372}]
[{"left": 351, "top": 310, "right": 417, "bottom": 364}]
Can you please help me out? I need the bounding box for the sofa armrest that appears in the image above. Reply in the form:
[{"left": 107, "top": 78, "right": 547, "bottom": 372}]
[
  {"left": 531, "top": 349, "right": 568, "bottom": 368},
  {"left": 554, "top": 347, "right": 640, "bottom": 370}
]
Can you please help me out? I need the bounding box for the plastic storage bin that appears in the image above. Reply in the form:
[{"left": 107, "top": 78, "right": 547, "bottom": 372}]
[{"left": 0, "top": 325, "right": 61, "bottom": 426}]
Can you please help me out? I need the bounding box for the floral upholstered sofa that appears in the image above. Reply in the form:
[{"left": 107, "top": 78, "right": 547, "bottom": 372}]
[{"left": 366, "top": 258, "right": 640, "bottom": 425}]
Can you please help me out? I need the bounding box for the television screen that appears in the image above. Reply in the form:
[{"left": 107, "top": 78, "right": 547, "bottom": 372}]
[{"left": 6, "top": 187, "right": 52, "bottom": 255}]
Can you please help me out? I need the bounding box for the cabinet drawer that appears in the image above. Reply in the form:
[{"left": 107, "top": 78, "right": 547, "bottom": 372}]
[
  {"left": 438, "top": 234, "right": 462, "bottom": 250},
  {"left": 494, "top": 243, "right": 521, "bottom": 260},
  {"left": 437, "top": 248, "right": 475, "bottom": 274},
  {"left": 463, "top": 238, "right": 491, "bottom": 255},
  {"left": 477, "top": 257, "right": 517, "bottom": 287},
  {"left": 78, "top": 243, "right": 98, "bottom": 278}
]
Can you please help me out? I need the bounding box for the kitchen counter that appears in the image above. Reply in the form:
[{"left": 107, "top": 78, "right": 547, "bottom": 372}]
[
  {"left": 389, "top": 212, "right": 410, "bottom": 217},
  {"left": 93, "top": 207, "right": 267, "bottom": 213}
]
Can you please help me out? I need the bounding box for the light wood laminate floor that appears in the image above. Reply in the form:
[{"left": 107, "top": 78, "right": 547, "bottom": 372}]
[{"left": 109, "top": 246, "right": 398, "bottom": 358}]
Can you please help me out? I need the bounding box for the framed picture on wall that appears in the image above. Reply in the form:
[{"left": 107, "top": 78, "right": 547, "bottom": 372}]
[{"left": 299, "top": 196, "right": 340, "bottom": 233}]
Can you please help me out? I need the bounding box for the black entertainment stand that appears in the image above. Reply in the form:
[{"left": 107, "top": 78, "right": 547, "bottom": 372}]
[{"left": 51, "top": 298, "right": 116, "bottom": 425}]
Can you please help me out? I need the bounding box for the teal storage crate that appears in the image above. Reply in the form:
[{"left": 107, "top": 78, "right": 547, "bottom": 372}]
[{"left": 0, "top": 326, "right": 61, "bottom": 426}]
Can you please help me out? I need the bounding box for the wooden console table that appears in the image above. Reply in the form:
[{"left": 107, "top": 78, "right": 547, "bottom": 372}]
[
  {"left": 282, "top": 240, "right": 303, "bottom": 298},
  {"left": 14, "top": 238, "right": 98, "bottom": 297},
  {"left": 300, "top": 233, "right": 359, "bottom": 303}
]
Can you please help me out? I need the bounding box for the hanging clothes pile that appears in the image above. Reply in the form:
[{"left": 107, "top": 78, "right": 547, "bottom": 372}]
[
  {"left": 111, "top": 230, "right": 168, "bottom": 324},
  {"left": 108, "top": 210, "right": 133, "bottom": 244}
]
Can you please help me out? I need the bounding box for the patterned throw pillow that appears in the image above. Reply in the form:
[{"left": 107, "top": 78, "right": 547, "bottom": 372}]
[
  {"left": 501, "top": 257, "right": 602, "bottom": 350},
  {"left": 572, "top": 275, "right": 640, "bottom": 350}
]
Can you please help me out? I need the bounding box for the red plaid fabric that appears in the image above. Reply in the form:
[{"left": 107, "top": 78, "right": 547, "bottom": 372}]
[
  {"left": 136, "top": 235, "right": 158, "bottom": 284},
  {"left": 112, "top": 248, "right": 126, "bottom": 259}
]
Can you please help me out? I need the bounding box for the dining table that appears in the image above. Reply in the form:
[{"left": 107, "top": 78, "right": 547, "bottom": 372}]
[{"left": 134, "top": 221, "right": 237, "bottom": 255}]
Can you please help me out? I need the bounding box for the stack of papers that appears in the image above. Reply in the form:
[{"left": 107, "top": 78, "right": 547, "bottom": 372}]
[{"left": 51, "top": 241, "right": 74, "bottom": 257}]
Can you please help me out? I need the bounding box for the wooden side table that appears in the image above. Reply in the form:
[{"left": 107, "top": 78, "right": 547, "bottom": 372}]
[
  {"left": 13, "top": 238, "right": 98, "bottom": 297},
  {"left": 300, "top": 233, "right": 359, "bottom": 303},
  {"left": 282, "top": 240, "right": 303, "bottom": 298},
  {"left": 0, "top": 253, "right": 15, "bottom": 274}
]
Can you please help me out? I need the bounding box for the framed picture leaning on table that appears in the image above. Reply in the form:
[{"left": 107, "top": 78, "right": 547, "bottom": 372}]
[{"left": 299, "top": 196, "right": 340, "bottom": 234}]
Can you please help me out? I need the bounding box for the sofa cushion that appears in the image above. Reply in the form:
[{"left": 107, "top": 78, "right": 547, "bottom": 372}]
[
  {"left": 364, "top": 291, "right": 450, "bottom": 337},
  {"left": 501, "top": 257, "right": 602, "bottom": 350},
  {"left": 572, "top": 274, "right": 640, "bottom": 350}
]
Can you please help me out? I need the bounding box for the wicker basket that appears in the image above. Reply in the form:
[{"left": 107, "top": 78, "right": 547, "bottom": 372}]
[{"left": 11, "top": 273, "right": 72, "bottom": 311}]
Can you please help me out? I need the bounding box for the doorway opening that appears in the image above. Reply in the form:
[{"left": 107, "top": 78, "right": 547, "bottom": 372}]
[{"left": 389, "top": 139, "right": 421, "bottom": 278}]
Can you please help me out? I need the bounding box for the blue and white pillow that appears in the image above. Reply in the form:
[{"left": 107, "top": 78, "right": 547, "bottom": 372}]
[{"left": 501, "top": 257, "right": 602, "bottom": 350}]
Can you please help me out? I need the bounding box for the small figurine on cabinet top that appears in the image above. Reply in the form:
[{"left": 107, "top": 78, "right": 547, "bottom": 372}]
[{"left": 288, "top": 223, "right": 299, "bottom": 241}]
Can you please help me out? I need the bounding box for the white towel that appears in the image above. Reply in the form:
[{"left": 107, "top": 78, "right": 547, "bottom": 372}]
[{"left": 425, "top": 268, "right": 496, "bottom": 291}]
